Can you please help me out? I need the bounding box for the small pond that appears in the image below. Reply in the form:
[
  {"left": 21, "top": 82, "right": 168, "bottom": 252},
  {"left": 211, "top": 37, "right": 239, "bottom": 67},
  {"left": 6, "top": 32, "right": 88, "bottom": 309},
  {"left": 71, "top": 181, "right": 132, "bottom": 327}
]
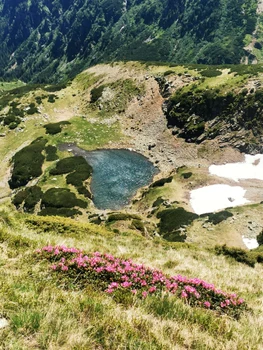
[{"left": 60, "top": 144, "right": 159, "bottom": 209}]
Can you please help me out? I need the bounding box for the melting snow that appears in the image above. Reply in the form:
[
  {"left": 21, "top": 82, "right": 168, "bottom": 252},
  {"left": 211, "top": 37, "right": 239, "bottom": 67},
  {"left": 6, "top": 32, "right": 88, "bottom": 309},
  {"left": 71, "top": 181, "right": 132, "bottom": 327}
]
[
  {"left": 242, "top": 237, "right": 259, "bottom": 250},
  {"left": 190, "top": 184, "right": 249, "bottom": 215},
  {"left": 209, "top": 154, "right": 263, "bottom": 182}
]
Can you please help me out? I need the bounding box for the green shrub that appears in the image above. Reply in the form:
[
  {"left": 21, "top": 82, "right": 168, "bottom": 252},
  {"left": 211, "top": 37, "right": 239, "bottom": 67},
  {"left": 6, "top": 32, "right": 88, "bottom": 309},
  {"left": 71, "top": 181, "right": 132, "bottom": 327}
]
[
  {"left": 90, "top": 85, "right": 105, "bottom": 103},
  {"left": 181, "top": 172, "right": 192, "bottom": 179},
  {"left": 215, "top": 245, "right": 256, "bottom": 267},
  {"left": 206, "top": 211, "right": 233, "bottom": 225},
  {"left": 26, "top": 104, "right": 39, "bottom": 115},
  {"left": 44, "top": 121, "right": 70, "bottom": 135},
  {"left": 43, "top": 82, "right": 68, "bottom": 92},
  {"left": 47, "top": 94, "right": 57, "bottom": 103},
  {"left": 163, "top": 70, "right": 174, "bottom": 76},
  {"left": 41, "top": 188, "right": 87, "bottom": 209},
  {"left": 39, "top": 207, "right": 81, "bottom": 217},
  {"left": 12, "top": 186, "right": 43, "bottom": 213},
  {"left": 152, "top": 197, "right": 165, "bottom": 207},
  {"left": 45, "top": 145, "right": 58, "bottom": 161},
  {"left": 150, "top": 176, "right": 173, "bottom": 188},
  {"left": 257, "top": 230, "right": 263, "bottom": 246},
  {"left": 200, "top": 69, "right": 222, "bottom": 77},
  {"left": 50, "top": 156, "right": 91, "bottom": 175},
  {"left": 157, "top": 207, "right": 198, "bottom": 242},
  {"left": 9, "top": 138, "right": 47, "bottom": 189},
  {"left": 131, "top": 219, "right": 145, "bottom": 232},
  {"left": 107, "top": 213, "right": 141, "bottom": 222},
  {"left": 8, "top": 122, "right": 19, "bottom": 129}
]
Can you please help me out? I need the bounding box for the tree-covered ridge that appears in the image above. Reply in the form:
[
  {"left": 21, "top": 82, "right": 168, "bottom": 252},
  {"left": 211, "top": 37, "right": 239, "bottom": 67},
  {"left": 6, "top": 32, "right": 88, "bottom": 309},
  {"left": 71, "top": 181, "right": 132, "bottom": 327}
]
[{"left": 0, "top": 0, "right": 259, "bottom": 82}]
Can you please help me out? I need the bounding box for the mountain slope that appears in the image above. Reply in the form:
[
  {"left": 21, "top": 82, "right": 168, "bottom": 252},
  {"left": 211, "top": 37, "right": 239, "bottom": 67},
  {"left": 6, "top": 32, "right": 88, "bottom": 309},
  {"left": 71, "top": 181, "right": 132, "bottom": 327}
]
[
  {"left": 0, "top": 208, "right": 262, "bottom": 349},
  {"left": 0, "top": 0, "right": 259, "bottom": 82}
]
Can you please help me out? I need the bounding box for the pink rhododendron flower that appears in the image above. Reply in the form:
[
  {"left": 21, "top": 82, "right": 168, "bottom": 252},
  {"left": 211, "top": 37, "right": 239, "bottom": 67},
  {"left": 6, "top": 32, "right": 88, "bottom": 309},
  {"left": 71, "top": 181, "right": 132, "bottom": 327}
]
[
  {"left": 181, "top": 290, "right": 188, "bottom": 298},
  {"left": 204, "top": 301, "right": 211, "bottom": 308},
  {"left": 142, "top": 291, "right": 148, "bottom": 298}
]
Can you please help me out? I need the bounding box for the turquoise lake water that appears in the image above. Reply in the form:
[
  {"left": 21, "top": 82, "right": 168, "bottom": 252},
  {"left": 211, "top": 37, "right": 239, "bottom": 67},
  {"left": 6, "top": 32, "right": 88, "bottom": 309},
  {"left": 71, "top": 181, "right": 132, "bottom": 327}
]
[{"left": 61, "top": 144, "right": 159, "bottom": 209}]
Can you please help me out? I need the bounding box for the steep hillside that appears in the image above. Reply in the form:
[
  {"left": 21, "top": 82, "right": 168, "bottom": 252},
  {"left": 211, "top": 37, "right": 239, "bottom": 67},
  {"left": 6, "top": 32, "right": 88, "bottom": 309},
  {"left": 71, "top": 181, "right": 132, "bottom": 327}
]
[
  {"left": 0, "top": 208, "right": 262, "bottom": 349},
  {"left": 0, "top": 0, "right": 259, "bottom": 82}
]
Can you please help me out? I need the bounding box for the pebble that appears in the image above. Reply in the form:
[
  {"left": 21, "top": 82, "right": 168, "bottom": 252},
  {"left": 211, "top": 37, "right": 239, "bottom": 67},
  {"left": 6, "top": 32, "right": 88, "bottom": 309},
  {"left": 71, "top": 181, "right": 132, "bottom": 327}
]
[{"left": 0, "top": 318, "right": 8, "bottom": 329}]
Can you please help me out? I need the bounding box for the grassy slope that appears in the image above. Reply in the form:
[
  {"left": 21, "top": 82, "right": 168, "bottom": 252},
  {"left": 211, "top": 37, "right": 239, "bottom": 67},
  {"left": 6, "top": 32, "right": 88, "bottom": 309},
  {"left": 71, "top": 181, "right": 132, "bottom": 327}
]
[{"left": 0, "top": 206, "right": 262, "bottom": 349}]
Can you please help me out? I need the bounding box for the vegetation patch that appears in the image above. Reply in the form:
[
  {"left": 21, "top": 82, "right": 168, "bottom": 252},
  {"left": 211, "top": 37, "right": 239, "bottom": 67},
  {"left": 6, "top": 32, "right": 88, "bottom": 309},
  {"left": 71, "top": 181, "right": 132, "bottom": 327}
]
[
  {"left": 45, "top": 145, "right": 58, "bottom": 161},
  {"left": 9, "top": 138, "right": 47, "bottom": 189},
  {"left": 36, "top": 245, "right": 247, "bottom": 319},
  {"left": 130, "top": 219, "right": 145, "bottom": 233},
  {"left": 200, "top": 69, "right": 222, "bottom": 77},
  {"left": 44, "top": 121, "right": 71, "bottom": 135},
  {"left": 205, "top": 211, "right": 233, "bottom": 225},
  {"left": 157, "top": 208, "right": 198, "bottom": 242},
  {"left": 41, "top": 188, "right": 87, "bottom": 210},
  {"left": 90, "top": 85, "right": 105, "bottom": 103},
  {"left": 181, "top": 172, "right": 192, "bottom": 179},
  {"left": 49, "top": 156, "right": 92, "bottom": 197},
  {"left": 214, "top": 245, "right": 258, "bottom": 267},
  {"left": 107, "top": 213, "right": 141, "bottom": 222},
  {"left": 150, "top": 176, "right": 173, "bottom": 188},
  {"left": 39, "top": 207, "right": 82, "bottom": 217},
  {"left": 12, "top": 186, "right": 43, "bottom": 213}
]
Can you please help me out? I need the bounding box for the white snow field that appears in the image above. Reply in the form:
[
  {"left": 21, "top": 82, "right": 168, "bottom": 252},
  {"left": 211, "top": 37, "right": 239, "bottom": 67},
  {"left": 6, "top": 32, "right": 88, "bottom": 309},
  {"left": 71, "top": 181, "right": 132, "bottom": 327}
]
[
  {"left": 209, "top": 154, "right": 263, "bottom": 182},
  {"left": 190, "top": 184, "right": 249, "bottom": 215}
]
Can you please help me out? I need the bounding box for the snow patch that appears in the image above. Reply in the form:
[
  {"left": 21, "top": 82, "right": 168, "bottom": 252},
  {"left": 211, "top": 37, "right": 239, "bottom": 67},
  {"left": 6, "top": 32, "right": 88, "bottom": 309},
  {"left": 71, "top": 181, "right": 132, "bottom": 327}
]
[
  {"left": 190, "top": 184, "right": 249, "bottom": 215},
  {"left": 242, "top": 237, "right": 259, "bottom": 250},
  {"left": 209, "top": 154, "right": 263, "bottom": 182}
]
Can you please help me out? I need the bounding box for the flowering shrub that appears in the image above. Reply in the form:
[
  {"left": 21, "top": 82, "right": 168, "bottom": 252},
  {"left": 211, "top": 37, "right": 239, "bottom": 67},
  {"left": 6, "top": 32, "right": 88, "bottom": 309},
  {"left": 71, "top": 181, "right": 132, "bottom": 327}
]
[{"left": 36, "top": 245, "right": 247, "bottom": 318}]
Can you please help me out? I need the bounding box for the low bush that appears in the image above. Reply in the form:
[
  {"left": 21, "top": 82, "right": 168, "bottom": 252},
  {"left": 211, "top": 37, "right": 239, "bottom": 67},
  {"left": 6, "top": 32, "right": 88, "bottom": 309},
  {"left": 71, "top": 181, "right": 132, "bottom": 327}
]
[
  {"left": 9, "top": 138, "right": 47, "bottom": 189},
  {"left": 150, "top": 176, "right": 173, "bottom": 188},
  {"left": 12, "top": 186, "right": 43, "bottom": 213},
  {"left": 152, "top": 197, "right": 165, "bottom": 207},
  {"left": 38, "top": 207, "right": 81, "bottom": 217},
  {"left": 256, "top": 230, "right": 263, "bottom": 246},
  {"left": 163, "top": 70, "right": 174, "bottom": 76},
  {"left": 45, "top": 145, "right": 58, "bottom": 161},
  {"left": 41, "top": 188, "right": 87, "bottom": 209},
  {"left": 131, "top": 219, "right": 145, "bottom": 232},
  {"left": 107, "top": 213, "right": 141, "bottom": 222},
  {"left": 47, "top": 94, "right": 57, "bottom": 103},
  {"left": 90, "top": 85, "right": 105, "bottom": 103},
  {"left": 200, "top": 69, "right": 222, "bottom": 77},
  {"left": 181, "top": 172, "right": 192, "bottom": 179},
  {"left": 50, "top": 156, "right": 92, "bottom": 176},
  {"left": 215, "top": 245, "right": 256, "bottom": 267},
  {"left": 44, "top": 121, "right": 70, "bottom": 135},
  {"left": 206, "top": 211, "right": 233, "bottom": 225},
  {"left": 36, "top": 246, "right": 247, "bottom": 319},
  {"left": 157, "top": 207, "right": 198, "bottom": 241}
]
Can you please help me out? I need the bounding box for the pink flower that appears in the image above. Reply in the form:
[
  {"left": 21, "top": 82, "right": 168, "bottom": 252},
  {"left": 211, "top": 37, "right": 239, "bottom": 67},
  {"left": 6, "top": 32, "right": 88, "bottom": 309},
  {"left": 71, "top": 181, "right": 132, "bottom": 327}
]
[
  {"left": 50, "top": 265, "right": 57, "bottom": 270},
  {"left": 149, "top": 286, "right": 157, "bottom": 293},
  {"left": 237, "top": 298, "right": 244, "bottom": 305},
  {"left": 220, "top": 302, "right": 226, "bottom": 308},
  {"left": 181, "top": 290, "right": 188, "bottom": 298},
  {"left": 131, "top": 289, "right": 137, "bottom": 295},
  {"left": 142, "top": 291, "right": 148, "bottom": 298},
  {"left": 106, "top": 288, "right": 114, "bottom": 293},
  {"left": 204, "top": 301, "right": 211, "bottom": 308},
  {"left": 121, "top": 281, "right": 132, "bottom": 288},
  {"left": 62, "top": 265, "right": 69, "bottom": 271}
]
